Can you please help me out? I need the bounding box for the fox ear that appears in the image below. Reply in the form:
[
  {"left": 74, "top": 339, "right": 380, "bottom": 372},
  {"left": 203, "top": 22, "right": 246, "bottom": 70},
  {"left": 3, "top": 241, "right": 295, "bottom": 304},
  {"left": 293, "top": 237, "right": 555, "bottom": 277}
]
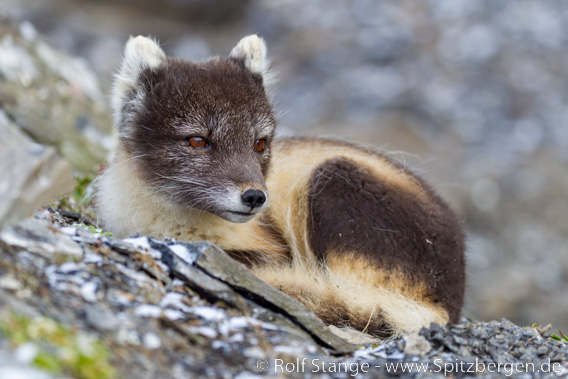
[
  {"left": 229, "top": 35, "right": 270, "bottom": 81},
  {"left": 111, "top": 36, "right": 166, "bottom": 117}
]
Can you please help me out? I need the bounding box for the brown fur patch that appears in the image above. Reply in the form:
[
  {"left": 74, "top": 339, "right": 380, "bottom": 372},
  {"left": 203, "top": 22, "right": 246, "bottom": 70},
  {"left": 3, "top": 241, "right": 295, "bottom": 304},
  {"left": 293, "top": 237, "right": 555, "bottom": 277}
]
[
  {"left": 307, "top": 157, "right": 465, "bottom": 323},
  {"left": 263, "top": 138, "right": 424, "bottom": 265}
]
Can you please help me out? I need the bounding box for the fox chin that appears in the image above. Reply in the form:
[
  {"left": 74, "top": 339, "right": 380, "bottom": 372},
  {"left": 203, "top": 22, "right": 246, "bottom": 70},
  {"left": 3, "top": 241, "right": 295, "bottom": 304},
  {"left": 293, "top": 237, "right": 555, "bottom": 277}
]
[{"left": 96, "top": 34, "right": 466, "bottom": 338}]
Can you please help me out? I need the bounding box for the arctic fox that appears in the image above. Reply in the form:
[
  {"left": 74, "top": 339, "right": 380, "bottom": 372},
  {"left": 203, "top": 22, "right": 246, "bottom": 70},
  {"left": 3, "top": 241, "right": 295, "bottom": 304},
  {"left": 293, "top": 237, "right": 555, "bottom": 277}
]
[{"left": 96, "top": 35, "right": 466, "bottom": 337}]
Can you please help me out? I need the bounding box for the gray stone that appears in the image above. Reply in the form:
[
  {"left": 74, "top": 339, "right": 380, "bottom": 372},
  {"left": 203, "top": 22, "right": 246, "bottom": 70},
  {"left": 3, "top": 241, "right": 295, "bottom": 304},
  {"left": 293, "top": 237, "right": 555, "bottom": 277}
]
[
  {"left": 0, "top": 112, "right": 73, "bottom": 230},
  {"left": 189, "top": 241, "right": 356, "bottom": 353},
  {"left": 84, "top": 305, "right": 120, "bottom": 332},
  {"left": 0, "top": 218, "right": 82, "bottom": 257},
  {"left": 404, "top": 333, "right": 432, "bottom": 356},
  {"left": 0, "top": 16, "right": 112, "bottom": 173},
  {"left": 160, "top": 245, "right": 253, "bottom": 314}
]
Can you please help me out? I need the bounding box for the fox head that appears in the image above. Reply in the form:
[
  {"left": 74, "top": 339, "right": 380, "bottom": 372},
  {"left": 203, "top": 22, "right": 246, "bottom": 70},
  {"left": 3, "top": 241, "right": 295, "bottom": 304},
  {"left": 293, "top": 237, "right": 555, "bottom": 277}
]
[{"left": 112, "top": 35, "right": 275, "bottom": 223}]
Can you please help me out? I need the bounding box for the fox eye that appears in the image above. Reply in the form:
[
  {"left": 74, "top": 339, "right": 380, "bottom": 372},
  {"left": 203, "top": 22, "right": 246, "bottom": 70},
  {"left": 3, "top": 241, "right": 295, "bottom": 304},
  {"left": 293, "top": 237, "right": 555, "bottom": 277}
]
[
  {"left": 188, "top": 137, "right": 208, "bottom": 148},
  {"left": 254, "top": 139, "right": 266, "bottom": 152}
]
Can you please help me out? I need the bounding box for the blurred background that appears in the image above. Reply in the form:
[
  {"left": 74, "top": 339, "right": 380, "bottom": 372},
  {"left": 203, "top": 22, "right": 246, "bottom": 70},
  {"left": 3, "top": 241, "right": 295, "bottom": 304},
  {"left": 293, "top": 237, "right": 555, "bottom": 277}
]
[{"left": 1, "top": 0, "right": 567, "bottom": 331}]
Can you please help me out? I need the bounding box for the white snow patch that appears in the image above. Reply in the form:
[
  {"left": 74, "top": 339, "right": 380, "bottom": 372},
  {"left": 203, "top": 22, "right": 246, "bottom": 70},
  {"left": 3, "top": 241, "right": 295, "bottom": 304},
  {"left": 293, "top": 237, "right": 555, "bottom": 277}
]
[
  {"left": 169, "top": 244, "right": 196, "bottom": 264},
  {"left": 143, "top": 332, "right": 162, "bottom": 349},
  {"left": 14, "top": 342, "right": 39, "bottom": 364},
  {"left": 58, "top": 262, "right": 82, "bottom": 274},
  {"left": 83, "top": 253, "right": 103, "bottom": 265},
  {"left": 243, "top": 346, "right": 266, "bottom": 360},
  {"left": 59, "top": 226, "right": 78, "bottom": 236},
  {"left": 135, "top": 304, "right": 162, "bottom": 318},
  {"left": 124, "top": 236, "right": 151, "bottom": 250},
  {"left": 164, "top": 309, "right": 185, "bottom": 321},
  {"left": 219, "top": 317, "right": 278, "bottom": 336},
  {"left": 190, "top": 306, "right": 226, "bottom": 322},
  {"left": 124, "top": 237, "right": 163, "bottom": 259},
  {"left": 187, "top": 326, "right": 218, "bottom": 339},
  {"left": 160, "top": 292, "right": 192, "bottom": 312},
  {"left": 80, "top": 282, "right": 98, "bottom": 302}
]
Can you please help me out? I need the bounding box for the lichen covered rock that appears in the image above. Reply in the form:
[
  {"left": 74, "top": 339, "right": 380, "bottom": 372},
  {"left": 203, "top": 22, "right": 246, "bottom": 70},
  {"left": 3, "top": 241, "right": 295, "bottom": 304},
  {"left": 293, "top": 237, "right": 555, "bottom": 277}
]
[{"left": 0, "top": 15, "right": 113, "bottom": 174}]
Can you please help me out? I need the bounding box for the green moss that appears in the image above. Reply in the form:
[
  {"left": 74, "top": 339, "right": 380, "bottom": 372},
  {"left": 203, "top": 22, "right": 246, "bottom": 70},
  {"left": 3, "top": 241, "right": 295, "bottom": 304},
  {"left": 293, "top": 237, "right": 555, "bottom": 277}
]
[
  {"left": 526, "top": 323, "right": 568, "bottom": 343},
  {"left": 71, "top": 175, "right": 96, "bottom": 205},
  {"left": 72, "top": 223, "right": 112, "bottom": 237},
  {"left": 550, "top": 333, "right": 568, "bottom": 343},
  {"left": 34, "top": 349, "right": 63, "bottom": 373},
  {"left": 0, "top": 312, "right": 116, "bottom": 379},
  {"left": 52, "top": 173, "right": 110, "bottom": 230}
]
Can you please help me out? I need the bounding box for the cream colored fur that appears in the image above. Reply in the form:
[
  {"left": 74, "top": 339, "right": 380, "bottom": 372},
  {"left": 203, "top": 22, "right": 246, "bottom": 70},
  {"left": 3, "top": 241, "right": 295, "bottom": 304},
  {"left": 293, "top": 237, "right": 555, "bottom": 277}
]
[
  {"left": 253, "top": 263, "right": 447, "bottom": 337},
  {"left": 229, "top": 35, "right": 269, "bottom": 77},
  {"left": 111, "top": 36, "right": 166, "bottom": 119},
  {"left": 96, "top": 148, "right": 288, "bottom": 262}
]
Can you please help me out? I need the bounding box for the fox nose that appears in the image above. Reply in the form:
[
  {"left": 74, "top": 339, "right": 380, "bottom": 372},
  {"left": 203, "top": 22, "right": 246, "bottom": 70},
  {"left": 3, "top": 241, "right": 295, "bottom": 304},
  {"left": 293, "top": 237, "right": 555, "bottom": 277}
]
[{"left": 241, "top": 189, "right": 266, "bottom": 209}]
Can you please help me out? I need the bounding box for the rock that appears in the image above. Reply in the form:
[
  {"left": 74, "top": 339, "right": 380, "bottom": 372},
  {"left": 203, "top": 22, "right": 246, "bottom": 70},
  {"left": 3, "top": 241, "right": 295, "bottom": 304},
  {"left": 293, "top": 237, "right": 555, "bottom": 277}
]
[
  {"left": 0, "top": 217, "right": 81, "bottom": 257},
  {"left": 84, "top": 305, "right": 120, "bottom": 332},
  {"left": 162, "top": 240, "right": 355, "bottom": 353},
  {"left": 142, "top": 332, "right": 161, "bottom": 350},
  {"left": 404, "top": 333, "right": 432, "bottom": 356},
  {"left": 0, "top": 207, "right": 567, "bottom": 378},
  {"left": 0, "top": 112, "right": 73, "bottom": 229},
  {"left": 0, "top": 366, "right": 54, "bottom": 379},
  {"left": 0, "top": 15, "right": 113, "bottom": 173}
]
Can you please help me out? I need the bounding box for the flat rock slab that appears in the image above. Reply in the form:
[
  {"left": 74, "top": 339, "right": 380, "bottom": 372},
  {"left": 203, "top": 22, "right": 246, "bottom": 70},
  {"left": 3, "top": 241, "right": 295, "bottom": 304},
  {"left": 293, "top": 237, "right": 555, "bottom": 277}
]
[
  {"left": 0, "top": 112, "right": 73, "bottom": 229},
  {"left": 158, "top": 240, "right": 355, "bottom": 353}
]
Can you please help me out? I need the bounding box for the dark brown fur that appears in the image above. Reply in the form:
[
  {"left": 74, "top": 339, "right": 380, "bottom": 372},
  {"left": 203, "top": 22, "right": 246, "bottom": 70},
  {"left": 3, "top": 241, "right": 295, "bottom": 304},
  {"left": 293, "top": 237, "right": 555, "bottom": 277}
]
[{"left": 308, "top": 157, "right": 466, "bottom": 323}]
